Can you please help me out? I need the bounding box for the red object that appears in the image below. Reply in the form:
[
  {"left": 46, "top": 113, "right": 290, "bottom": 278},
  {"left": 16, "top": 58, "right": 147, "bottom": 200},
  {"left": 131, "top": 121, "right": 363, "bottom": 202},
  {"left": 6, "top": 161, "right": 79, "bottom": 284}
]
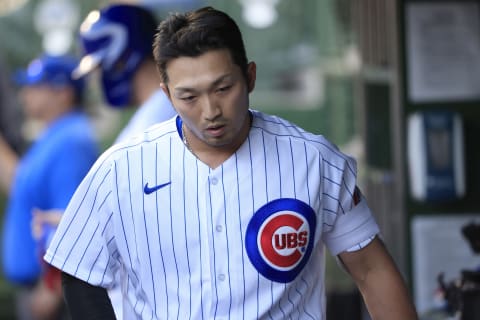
[{"left": 43, "top": 265, "right": 62, "bottom": 293}]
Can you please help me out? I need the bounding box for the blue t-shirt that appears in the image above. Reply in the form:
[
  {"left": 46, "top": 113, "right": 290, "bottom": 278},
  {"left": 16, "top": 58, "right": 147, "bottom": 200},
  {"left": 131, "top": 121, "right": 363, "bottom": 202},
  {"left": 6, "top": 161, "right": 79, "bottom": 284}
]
[{"left": 2, "top": 111, "right": 99, "bottom": 284}]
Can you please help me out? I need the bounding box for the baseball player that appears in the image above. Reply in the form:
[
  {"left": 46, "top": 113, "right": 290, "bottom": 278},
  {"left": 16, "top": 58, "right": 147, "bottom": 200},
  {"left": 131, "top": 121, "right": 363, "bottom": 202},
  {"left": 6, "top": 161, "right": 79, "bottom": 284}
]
[
  {"left": 45, "top": 7, "right": 418, "bottom": 320},
  {"left": 0, "top": 54, "right": 99, "bottom": 319}
]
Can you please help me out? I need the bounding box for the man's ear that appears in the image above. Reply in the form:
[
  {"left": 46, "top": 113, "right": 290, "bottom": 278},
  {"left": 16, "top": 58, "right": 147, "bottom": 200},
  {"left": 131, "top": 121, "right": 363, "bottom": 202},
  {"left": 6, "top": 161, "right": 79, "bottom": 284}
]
[
  {"left": 246, "top": 61, "right": 256, "bottom": 93},
  {"left": 160, "top": 83, "right": 171, "bottom": 99}
]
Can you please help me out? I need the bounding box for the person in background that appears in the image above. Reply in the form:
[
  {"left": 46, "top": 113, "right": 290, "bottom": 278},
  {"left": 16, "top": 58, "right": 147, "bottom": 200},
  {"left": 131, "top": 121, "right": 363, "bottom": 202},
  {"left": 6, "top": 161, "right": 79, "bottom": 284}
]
[
  {"left": 0, "top": 54, "right": 99, "bottom": 320},
  {"left": 73, "top": 3, "right": 176, "bottom": 144},
  {"left": 45, "top": 6, "right": 418, "bottom": 320}
]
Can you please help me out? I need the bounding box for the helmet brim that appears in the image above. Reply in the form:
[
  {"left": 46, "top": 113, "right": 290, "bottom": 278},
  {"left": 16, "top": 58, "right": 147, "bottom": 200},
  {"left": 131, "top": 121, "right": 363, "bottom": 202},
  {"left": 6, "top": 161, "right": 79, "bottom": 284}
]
[{"left": 72, "top": 52, "right": 103, "bottom": 79}]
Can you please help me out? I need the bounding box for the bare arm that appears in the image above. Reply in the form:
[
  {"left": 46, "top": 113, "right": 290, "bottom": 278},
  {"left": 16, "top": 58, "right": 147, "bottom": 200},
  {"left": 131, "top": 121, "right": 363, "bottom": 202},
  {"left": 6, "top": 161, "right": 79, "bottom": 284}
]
[
  {"left": 30, "top": 268, "right": 64, "bottom": 320},
  {"left": 0, "top": 134, "right": 19, "bottom": 194},
  {"left": 338, "top": 237, "right": 418, "bottom": 320}
]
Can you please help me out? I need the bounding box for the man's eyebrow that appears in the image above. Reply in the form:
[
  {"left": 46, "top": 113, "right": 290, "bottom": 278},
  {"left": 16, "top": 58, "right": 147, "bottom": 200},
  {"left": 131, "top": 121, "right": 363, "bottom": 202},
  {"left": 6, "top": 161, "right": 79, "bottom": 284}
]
[
  {"left": 211, "top": 74, "right": 233, "bottom": 86},
  {"left": 174, "top": 87, "right": 196, "bottom": 94},
  {"left": 174, "top": 74, "right": 233, "bottom": 94}
]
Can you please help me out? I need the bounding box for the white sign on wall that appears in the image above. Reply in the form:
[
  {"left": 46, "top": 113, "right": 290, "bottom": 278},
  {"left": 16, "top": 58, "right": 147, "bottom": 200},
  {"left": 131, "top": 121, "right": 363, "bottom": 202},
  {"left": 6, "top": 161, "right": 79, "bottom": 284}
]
[{"left": 406, "top": 3, "right": 480, "bottom": 103}]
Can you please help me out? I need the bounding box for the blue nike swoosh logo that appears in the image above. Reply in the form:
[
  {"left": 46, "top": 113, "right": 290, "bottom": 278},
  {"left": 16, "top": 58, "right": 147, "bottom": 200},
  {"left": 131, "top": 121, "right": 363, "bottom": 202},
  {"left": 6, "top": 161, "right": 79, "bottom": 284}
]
[{"left": 144, "top": 182, "right": 171, "bottom": 194}]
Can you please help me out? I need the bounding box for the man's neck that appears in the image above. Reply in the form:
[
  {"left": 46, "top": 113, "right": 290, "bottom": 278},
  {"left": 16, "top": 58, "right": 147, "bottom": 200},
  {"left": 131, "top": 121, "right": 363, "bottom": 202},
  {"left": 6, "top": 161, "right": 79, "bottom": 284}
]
[
  {"left": 132, "top": 59, "right": 161, "bottom": 106},
  {"left": 182, "top": 112, "right": 252, "bottom": 169}
]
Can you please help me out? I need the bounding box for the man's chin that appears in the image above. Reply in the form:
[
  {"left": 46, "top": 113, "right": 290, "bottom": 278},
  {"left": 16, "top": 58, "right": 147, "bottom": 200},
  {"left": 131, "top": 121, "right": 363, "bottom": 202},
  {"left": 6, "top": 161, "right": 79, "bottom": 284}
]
[{"left": 205, "top": 137, "right": 233, "bottom": 149}]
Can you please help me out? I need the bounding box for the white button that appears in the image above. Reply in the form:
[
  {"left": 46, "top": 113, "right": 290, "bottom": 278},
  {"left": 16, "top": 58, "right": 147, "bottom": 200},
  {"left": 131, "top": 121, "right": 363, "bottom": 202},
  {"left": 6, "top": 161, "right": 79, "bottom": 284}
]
[
  {"left": 216, "top": 225, "right": 223, "bottom": 232},
  {"left": 211, "top": 177, "right": 218, "bottom": 185},
  {"left": 218, "top": 274, "right": 225, "bottom": 281}
]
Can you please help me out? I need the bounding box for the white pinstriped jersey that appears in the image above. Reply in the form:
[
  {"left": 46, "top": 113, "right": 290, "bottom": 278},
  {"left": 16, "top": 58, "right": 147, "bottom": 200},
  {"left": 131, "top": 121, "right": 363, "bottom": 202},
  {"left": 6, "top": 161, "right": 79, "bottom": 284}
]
[{"left": 45, "top": 110, "right": 379, "bottom": 320}]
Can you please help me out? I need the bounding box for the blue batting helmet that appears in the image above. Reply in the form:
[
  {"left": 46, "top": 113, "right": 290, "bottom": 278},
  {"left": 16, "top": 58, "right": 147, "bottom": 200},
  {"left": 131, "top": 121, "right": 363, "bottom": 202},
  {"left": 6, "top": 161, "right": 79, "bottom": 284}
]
[{"left": 73, "top": 4, "right": 158, "bottom": 107}]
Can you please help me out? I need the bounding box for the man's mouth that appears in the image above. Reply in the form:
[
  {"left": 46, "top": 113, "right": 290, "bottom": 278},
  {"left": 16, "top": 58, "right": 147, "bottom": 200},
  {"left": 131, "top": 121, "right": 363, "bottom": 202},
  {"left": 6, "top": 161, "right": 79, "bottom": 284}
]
[{"left": 206, "top": 124, "right": 225, "bottom": 137}]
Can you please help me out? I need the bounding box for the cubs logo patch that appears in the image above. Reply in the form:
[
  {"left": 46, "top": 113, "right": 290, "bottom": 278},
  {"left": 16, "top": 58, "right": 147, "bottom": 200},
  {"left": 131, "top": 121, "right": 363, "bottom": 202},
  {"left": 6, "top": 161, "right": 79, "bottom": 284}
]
[{"left": 245, "top": 198, "right": 316, "bottom": 283}]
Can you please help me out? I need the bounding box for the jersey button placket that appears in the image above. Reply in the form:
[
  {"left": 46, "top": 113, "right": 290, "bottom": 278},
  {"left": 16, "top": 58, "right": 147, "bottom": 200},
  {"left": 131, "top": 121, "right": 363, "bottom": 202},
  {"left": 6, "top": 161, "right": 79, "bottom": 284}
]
[{"left": 208, "top": 172, "right": 231, "bottom": 316}]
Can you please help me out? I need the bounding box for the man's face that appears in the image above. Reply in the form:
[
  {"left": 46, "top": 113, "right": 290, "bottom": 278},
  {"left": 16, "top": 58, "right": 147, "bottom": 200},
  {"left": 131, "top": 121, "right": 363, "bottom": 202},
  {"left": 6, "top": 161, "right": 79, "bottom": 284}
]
[
  {"left": 20, "top": 84, "right": 54, "bottom": 119},
  {"left": 20, "top": 84, "right": 74, "bottom": 122},
  {"left": 162, "top": 49, "right": 256, "bottom": 152}
]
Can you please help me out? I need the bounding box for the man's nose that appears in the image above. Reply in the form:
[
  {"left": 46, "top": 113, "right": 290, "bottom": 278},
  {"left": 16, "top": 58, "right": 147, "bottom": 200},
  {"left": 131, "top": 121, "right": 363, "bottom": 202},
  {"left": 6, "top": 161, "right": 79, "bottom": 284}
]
[{"left": 203, "top": 95, "right": 221, "bottom": 121}]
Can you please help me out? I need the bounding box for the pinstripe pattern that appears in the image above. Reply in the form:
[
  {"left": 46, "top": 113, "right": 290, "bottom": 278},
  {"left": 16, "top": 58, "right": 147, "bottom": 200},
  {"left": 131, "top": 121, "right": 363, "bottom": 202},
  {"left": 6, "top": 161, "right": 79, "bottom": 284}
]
[{"left": 45, "top": 110, "right": 379, "bottom": 319}]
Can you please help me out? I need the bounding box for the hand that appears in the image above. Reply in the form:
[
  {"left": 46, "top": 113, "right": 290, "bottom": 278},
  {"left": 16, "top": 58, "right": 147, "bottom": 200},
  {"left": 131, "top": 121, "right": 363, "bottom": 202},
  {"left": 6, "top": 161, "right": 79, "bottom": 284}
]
[{"left": 31, "top": 208, "right": 63, "bottom": 240}]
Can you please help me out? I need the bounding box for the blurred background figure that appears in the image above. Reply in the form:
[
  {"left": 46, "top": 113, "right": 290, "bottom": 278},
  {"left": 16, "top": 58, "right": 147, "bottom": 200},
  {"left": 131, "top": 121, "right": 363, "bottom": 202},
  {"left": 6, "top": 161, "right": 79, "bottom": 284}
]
[
  {"left": 73, "top": 3, "right": 176, "bottom": 144},
  {"left": 71, "top": 3, "right": 176, "bottom": 318},
  {"left": 0, "top": 54, "right": 99, "bottom": 320}
]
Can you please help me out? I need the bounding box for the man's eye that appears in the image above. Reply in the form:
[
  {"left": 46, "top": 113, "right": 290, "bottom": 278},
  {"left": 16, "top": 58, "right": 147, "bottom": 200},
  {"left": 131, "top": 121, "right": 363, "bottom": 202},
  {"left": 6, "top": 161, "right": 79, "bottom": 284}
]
[
  {"left": 217, "top": 85, "right": 232, "bottom": 92},
  {"left": 180, "top": 96, "right": 196, "bottom": 102}
]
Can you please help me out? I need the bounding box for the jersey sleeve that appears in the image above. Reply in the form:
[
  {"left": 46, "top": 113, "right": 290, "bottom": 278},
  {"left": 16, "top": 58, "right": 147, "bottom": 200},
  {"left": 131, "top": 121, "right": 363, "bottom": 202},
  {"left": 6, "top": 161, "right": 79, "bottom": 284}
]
[
  {"left": 44, "top": 151, "right": 119, "bottom": 289},
  {"left": 321, "top": 153, "right": 380, "bottom": 256}
]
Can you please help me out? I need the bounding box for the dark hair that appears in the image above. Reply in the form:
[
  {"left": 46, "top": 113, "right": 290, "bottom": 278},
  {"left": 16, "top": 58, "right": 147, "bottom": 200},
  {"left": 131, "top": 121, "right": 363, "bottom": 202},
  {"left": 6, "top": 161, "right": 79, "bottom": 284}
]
[{"left": 153, "top": 7, "right": 248, "bottom": 84}]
